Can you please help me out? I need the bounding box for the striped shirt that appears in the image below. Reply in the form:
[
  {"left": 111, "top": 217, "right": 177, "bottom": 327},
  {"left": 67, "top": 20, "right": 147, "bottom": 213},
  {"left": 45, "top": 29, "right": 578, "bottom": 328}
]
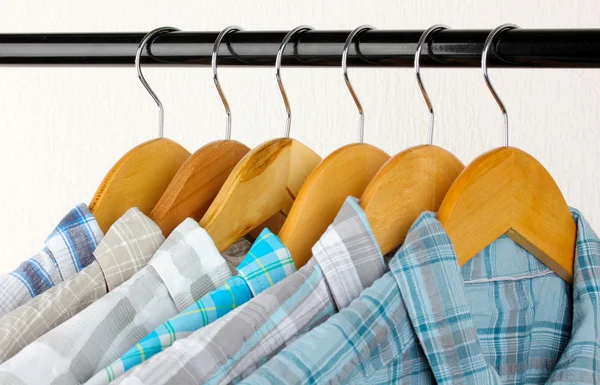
[
  {"left": 0, "top": 204, "right": 103, "bottom": 316},
  {"left": 114, "top": 197, "right": 387, "bottom": 385},
  {"left": 90, "top": 228, "right": 295, "bottom": 384},
  {"left": 241, "top": 210, "right": 600, "bottom": 384},
  {"left": 0, "top": 208, "right": 164, "bottom": 363}
]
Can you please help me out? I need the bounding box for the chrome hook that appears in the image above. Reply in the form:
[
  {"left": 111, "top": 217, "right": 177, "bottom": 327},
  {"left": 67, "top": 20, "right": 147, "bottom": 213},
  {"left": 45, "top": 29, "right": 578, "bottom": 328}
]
[
  {"left": 135, "top": 27, "right": 180, "bottom": 139},
  {"left": 276, "top": 26, "right": 314, "bottom": 138},
  {"left": 213, "top": 26, "right": 243, "bottom": 140},
  {"left": 482, "top": 24, "right": 519, "bottom": 147},
  {"left": 415, "top": 24, "right": 449, "bottom": 145},
  {"left": 342, "top": 25, "right": 375, "bottom": 144}
]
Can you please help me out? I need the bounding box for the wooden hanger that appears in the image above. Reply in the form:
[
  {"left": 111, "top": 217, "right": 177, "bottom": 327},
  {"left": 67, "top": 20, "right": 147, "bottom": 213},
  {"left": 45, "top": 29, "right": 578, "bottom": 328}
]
[
  {"left": 200, "top": 26, "right": 322, "bottom": 252},
  {"left": 279, "top": 26, "right": 390, "bottom": 268},
  {"left": 149, "top": 27, "right": 250, "bottom": 236},
  {"left": 359, "top": 25, "right": 464, "bottom": 256},
  {"left": 438, "top": 24, "right": 576, "bottom": 283},
  {"left": 89, "top": 27, "right": 190, "bottom": 233}
]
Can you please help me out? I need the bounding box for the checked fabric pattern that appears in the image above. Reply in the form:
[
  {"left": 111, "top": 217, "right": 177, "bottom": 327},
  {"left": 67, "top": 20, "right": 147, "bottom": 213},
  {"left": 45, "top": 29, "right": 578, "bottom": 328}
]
[
  {"left": 0, "top": 218, "right": 239, "bottom": 385},
  {"left": 242, "top": 209, "right": 600, "bottom": 385},
  {"left": 0, "top": 208, "right": 164, "bottom": 363},
  {"left": 113, "top": 197, "right": 387, "bottom": 385},
  {"left": 91, "top": 228, "right": 295, "bottom": 385},
  {"left": 0, "top": 203, "right": 103, "bottom": 316}
]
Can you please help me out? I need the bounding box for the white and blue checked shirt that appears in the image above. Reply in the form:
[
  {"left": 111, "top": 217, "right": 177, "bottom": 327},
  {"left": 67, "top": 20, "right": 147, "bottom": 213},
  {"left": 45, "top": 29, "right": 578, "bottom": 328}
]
[
  {"left": 89, "top": 228, "right": 295, "bottom": 385},
  {"left": 241, "top": 210, "right": 600, "bottom": 384},
  {"left": 0, "top": 204, "right": 103, "bottom": 316}
]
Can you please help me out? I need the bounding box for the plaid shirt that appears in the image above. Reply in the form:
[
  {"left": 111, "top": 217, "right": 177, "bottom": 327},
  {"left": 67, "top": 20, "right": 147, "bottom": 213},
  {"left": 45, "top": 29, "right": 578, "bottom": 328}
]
[
  {"left": 0, "top": 204, "right": 103, "bottom": 316},
  {"left": 241, "top": 210, "right": 600, "bottom": 384},
  {"left": 0, "top": 208, "right": 165, "bottom": 363},
  {"left": 91, "top": 228, "right": 295, "bottom": 384},
  {"left": 113, "top": 197, "right": 387, "bottom": 385},
  {"left": 0, "top": 218, "right": 244, "bottom": 385}
]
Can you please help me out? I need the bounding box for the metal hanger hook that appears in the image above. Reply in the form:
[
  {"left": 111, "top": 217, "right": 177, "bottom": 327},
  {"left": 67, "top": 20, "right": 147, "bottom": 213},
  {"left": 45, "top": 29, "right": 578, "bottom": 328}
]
[
  {"left": 135, "top": 27, "right": 180, "bottom": 139},
  {"left": 482, "top": 23, "right": 519, "bottom": 147},
  {"left": 213, "top": 26, "right": 243, "bottom": 140},
  {"left": 343, "top": 25, "right": 375, "bottom": 144},
  {"left": 276, "top": 26, "right": 314, "bottom": 138},
  {"left": 415, "top": 24, "right": 449, "bottom": 145}
]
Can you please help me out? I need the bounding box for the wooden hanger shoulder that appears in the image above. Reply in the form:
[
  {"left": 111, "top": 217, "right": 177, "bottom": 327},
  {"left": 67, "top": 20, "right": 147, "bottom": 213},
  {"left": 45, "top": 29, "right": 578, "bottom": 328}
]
[
  {"left": 200, "top": 138, "right": 321, "bottom": 252},
  {"left": 89, "top": 138, "right": 190, "bottom": 233},
  {"left": 278, "top": 143, "right": 390, "bottom": 267},
  {"left": 360, "top": 144, "right": 464, "bottom": 255},
  {"left": 438, "top": 146, "right": 576, "bottom": 283},
  {"left": 149, "top": 140, "right": 250, "bottom": 236}
]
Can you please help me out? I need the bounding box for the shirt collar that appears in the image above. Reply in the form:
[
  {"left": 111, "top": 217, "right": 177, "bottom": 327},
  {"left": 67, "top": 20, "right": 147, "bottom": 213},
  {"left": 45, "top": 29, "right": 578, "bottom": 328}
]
[
  {"left": 94, "top": 208, "right": 165, "bottom": 291},
  {"left": 390, "top": 212, "right": 502, "bottom": 382},
  {"left": 311, "top": 196, "right": 386, "bottom": 310},
  {"left": 148, "top": 218, "right": 232, "bottom": 312},
  {"left": 237, "top": 228, "right": 296, "bottom": 297},
  {"left": 43, "top": 203, "right": 104, "bottom": 280},
  {"left": 390, "top": 209, "right": 600, "bottom": 383},
  {"left": 549, "top": 209, "right": 600, "bottom": 381}
]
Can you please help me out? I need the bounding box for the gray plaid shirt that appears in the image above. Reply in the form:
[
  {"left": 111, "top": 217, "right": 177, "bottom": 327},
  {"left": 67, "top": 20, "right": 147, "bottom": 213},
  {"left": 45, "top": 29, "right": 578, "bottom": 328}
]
[
  {"left": 0, "top": 218, "right": 243, "bottom": 385},
  {"left": 114, "top": 197, "right": 387, "bottom": 385},
  {"left": 0, "top": 208, "right": 165, "bottom": 363}
]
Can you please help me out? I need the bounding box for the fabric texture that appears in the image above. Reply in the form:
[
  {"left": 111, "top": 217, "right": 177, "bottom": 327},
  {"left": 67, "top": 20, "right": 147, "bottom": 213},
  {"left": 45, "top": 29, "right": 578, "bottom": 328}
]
[
  {"left": 241, "top": 210, "right": 600, "bottom": 385},
  {"left": 0, "top": 218, "right": 241, "bottom": 385},
  {"left": 0, "top": 204, "right": 103, "bottom": 316},
  {"left": 91, "top": 228, "right": 295, "bottom": 384},
  {"left": 221, "top": 237, "right": 252, "bottom": 274},
  {"left": 113, "top": 196, "right": 387, "bottom": 385},
  {"left": 0, "top": 208, "right": 164, "bottom": 364},
  {"left": 94, "top": 208, "right": 165, "bottom": 291}
]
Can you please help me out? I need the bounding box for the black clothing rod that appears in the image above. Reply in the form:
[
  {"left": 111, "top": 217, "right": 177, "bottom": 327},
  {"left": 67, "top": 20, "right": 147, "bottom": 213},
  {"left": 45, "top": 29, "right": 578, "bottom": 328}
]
[{"left": 0, "top": 29, "right": 599, "bottom": 68}]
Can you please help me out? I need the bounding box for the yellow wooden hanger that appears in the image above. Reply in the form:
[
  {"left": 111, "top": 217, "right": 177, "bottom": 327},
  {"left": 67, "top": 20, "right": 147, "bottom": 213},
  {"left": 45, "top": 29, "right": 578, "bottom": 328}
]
[
  {"left": 278, "top": 26, "right": 390, "bottom": 268},
  {"left": 89, "top": 27, "right": 190, "bottom": 233},
  {"left": 200, "top": 26, "right": 322, "bottom": 252},
  {"left": 149, "top": 27, "right": 250, "bottom": 236},
  {"left": 438, "top": 24, "right": 576, "bottom": 283},
  {"left": 359, "top": 25, "right": 464, "bottom": 255}
]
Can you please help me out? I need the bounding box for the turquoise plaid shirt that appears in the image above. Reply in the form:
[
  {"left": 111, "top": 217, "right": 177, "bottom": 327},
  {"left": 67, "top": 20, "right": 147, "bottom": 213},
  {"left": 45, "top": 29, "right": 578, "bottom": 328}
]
[
  {"left": 241, "top": 209, "right": 600, "bottom": 384},
  {"left": 91, "top": 228, "right": 295, "bottom": 384}
]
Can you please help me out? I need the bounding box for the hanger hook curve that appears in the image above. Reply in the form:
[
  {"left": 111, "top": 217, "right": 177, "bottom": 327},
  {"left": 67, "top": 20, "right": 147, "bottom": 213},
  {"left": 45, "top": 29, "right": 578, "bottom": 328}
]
[
  {"left": 343, "top": 25, "right": 375, "bottom": 144},
  {"left": 213, "top": 26, "right": 243, "bottom": 140},
  {"left": 276, "top": 26, "right": 314, "bottom": 138},
  {"left": 482, "top": 23, "right": 519, "bottom": 147},
  {"left": 135, "top": 26, "right": 180, "bottom": 139},
  {"left": 415, "top": 24, "right": 449, "bottom": 145}
]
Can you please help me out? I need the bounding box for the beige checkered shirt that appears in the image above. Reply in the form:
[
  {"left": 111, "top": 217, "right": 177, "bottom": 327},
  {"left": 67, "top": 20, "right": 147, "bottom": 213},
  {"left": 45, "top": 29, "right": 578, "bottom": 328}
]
[{"left": 0, "top": 208, "right": 165, "bottom": 363}]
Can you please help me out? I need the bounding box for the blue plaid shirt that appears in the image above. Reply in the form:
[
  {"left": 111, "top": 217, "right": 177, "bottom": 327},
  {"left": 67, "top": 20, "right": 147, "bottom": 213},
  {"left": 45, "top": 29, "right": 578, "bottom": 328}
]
[
  {"left": 242, "top": 210, "right": 600, "bottom": 384},
  {"left": 91, "top": 228, "right": 295, "bottom": 385},
  {"left": 0, "top": 204, "right": 103, "bottom": 316}
]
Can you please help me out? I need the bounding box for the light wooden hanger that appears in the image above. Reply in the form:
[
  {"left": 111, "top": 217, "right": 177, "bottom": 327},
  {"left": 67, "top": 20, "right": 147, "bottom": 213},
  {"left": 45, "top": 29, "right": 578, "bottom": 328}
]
[
  {"left": 89, "top": 27, "right": 190, "bottom": 233},
  {"left": 278, "top": 26, "right": 390, "bottom": 268},
  {"left": 360, "top": 25, "right": 464, "bottom": 255},
  {"left": 438, "top": 24, "right": 576, "bottom": 283},
  {"left": 200, "top": 26, "right": 322, "bottom": 252},
  {"left": 149, "top": 27, "right": 251, "bottom": 236}
]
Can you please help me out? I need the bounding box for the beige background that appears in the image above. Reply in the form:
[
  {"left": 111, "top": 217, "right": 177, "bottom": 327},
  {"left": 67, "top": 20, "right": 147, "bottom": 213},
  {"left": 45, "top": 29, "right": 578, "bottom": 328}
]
[{"left": 0, "top": 0, "right": 599, "bottom": 273}]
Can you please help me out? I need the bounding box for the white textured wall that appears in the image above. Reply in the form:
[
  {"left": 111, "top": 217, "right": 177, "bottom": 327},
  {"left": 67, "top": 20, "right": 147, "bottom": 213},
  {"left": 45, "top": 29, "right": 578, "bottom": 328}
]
[{"left": 0, "top": 0, "right": 599, "bottom": 273}]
